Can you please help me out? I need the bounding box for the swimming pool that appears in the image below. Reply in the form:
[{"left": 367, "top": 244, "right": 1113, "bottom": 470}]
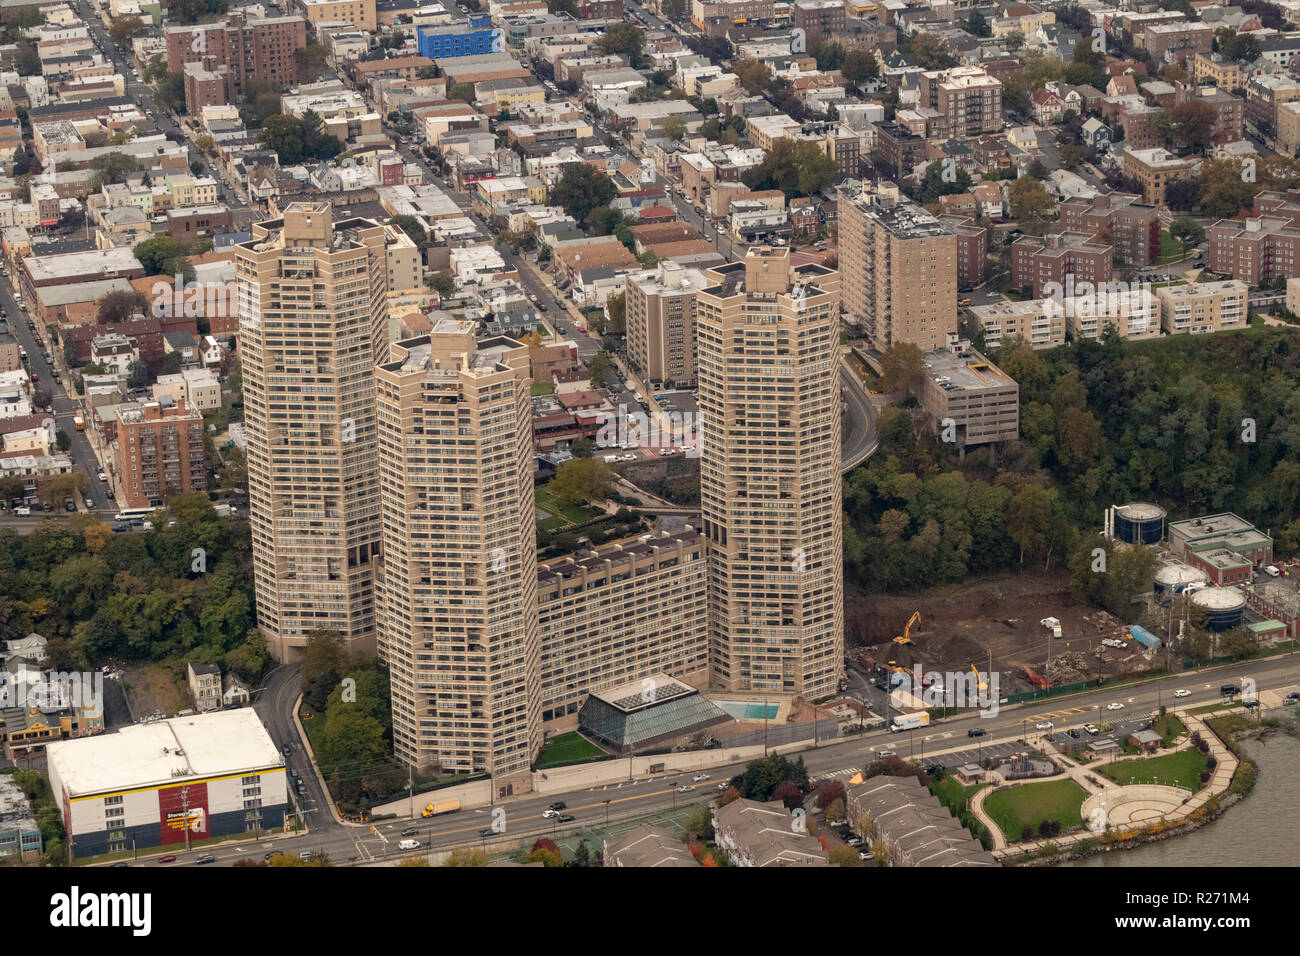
[{"left": 717, "top": 700, "right": 779, "bottom": 721}]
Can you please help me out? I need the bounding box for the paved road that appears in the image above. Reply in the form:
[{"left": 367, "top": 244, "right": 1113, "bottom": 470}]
[
  {"left": 0, "top": 276, "right": 115, "bottom": 520},
  {"left": 118, "top": 653, "right": 1300, "bottom": 866}
]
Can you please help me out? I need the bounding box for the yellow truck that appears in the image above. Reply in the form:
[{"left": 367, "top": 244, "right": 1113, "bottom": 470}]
[
  {"left": 73, "top": 415, "right": 84, "bottom": 431},
  {"left": 421, "top": 799, "right": 461, "bottom": 818}
]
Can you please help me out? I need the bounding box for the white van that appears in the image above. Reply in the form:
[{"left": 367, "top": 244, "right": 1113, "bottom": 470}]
[
  {"left": 398, "top": 839, "right": 420, "bottom": 851},
  {"left": 14, "top": 506, "right": 30, "bottom": 516}
]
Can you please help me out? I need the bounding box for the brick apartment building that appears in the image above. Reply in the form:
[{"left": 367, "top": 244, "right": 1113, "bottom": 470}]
[
  {"left": 919, "top": 67, "right": 1003, "bottom": 140},
  {"left": 939, "top": 215, "right": 988, "bottom": 287},
  {"left": 114, "top": 396, "right": 208, "bottom": 509},
  {"left": 792, "top": 0, "right": 846, "bottom": 45},
  {"left": 1059, "top": 193, "right": 1160, "bottom": 267},
  {"left": 1011, "top": 233, "right": 1113, "bottom": 298},
  {"left": 165, "top": 13, "right": 308, "bottom": 107}
]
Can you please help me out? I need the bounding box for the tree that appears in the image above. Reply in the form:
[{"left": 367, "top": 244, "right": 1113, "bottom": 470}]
[
  {"left": 91, "top": 152, "right": 138, "bottom": 187},
  {"left": 771, "top": 780, "right": 803, "bottom": 809},
  {"left": 587, "top": 351, "right": 612, "bottom": 386},
  {"left": 550, "top": 164, "right": 617, "bottom": 224},
  {"left": 134, "top": 236, "right": 192, "bottom": 280},
  {"left": 815, "top": 779, "right": 846, "bottom": 811},
  {"left": 548, "top": 459, "right": 616, "bottom": 506},
  {"left": 108, "top": 15, "right": 145, "bottom": 45},
  {"left": 428, "top": 271, "right": 455, "bottom": 298},
  {"left": 1006, "top": 483, "right": 1053, "bottom": 567},
  {"left": 597, "top": 23, "right": 645, "bottom": 67},
  {"left": 661, "top": 0, "right": 686, "bottom": 19},
  {"left": 966, "top": 10, "right": 990, "bottom": 37},
  {"left": 1008, "top": 175, "right": 1056, "bottom": 234},
  {"left": 126, "top": 359, "right": 152, "bottom": 390},
  {"left": 920, "top": 159, "right": 972, "bottom": 201},
  {"left": 442, "top": 848, "right": 488, "bottom": 866},
  {"left": 1169, "top": 217, "right": 1205, "bottom": 246},
  {"left": 830, "top": 845, "right": 864, "bottom": 867},
  {"left": 153, "top": 73, "right": 187, "bottom": 115},
  {"left": 841, "top": 50, "right": 880, "bottom": 87},
  {"left": 1152, "top": 100, "right": 1217, "bottom": 154},
  {"left": 1006, "top": 30, "right": 1025, "bottom": 52},
  {"left": 604, "top": 291, "right": 626, "bottom": 335},
  {"left": 733, "top": 57, "right": 771, "bottom": 95},
  {"left": 879, "top": 342, "right": 925, "bottom": 395},
  {"left": 815, "top": 42, "right": 846, "bottom": 72},
  {"left": 294, "top": 41, "right": 328, "bottom": 78},
  {"left": 911, "top": 33, "right": 956, "bottom": 69},
  {"left": 742, "top": 138, "right": 837, "bottom": 198},
  {"left": 97, "top": 289, "right": 150, "bottom": 325},
  {"left": 56, "top": 429, "right": 71, "bottom": 452},
  {"left": 663, "top": 116, "right": 686, "bottom": 142}
]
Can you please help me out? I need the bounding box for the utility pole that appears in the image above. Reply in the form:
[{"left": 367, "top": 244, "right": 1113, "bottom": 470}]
[{"left": 181, "top": 785, "right": 191, "bottom": 852}]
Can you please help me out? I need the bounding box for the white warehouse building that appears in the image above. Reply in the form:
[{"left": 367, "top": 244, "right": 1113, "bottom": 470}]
[{"left": 46, "top": 709, "right": 287, "bottom": 860}]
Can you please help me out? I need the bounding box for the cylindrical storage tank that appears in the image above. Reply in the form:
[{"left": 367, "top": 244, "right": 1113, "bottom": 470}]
[
  {"left": 1113, "top": 502, "right": 1167, "bottom": 545},
  {"left": 1191, "top": 586, "right": 1246, "bottom": 631},
  {"left": 1154, "top": 564, "right": 1209, "bottom": 601}
]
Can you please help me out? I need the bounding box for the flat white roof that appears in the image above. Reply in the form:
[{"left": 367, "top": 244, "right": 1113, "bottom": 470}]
[{"left": 47, "top": 709, "right": 282, "bottom": 797}]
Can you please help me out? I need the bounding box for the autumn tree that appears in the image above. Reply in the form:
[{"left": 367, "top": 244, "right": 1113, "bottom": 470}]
[
  {"left": 1008, "top": 175, "right": 1056, "bottom": 234},
  {"left": 879, "top": 342, "right": 926, "bottom": 395},
  {"left": 548, "top": 459, "right": 616, "bottom": 506}
]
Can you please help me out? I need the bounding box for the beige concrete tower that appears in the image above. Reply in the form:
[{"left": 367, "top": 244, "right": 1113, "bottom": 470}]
[
  {"left": 841, "top": 193, "right": 958, "bottom": 353},
  {"left": 697, "top": 247, "right": 844, "bottom": 700},
  {"left": 237, "top": 203, "right": 389, "bottom": 662},
  {"left": 375, "top": 322, "right": 539, "bottom": 795}
]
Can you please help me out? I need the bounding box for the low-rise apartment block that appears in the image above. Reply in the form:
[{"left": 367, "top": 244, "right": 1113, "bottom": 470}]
[
  {"left": 1059, "top": 193, "right": 1159, "bottom": 267},
  {"left": 1064, "top": 288, "right": 1159, "bottom": 342},
  {"left": 1122, "top": 148, "right": 1198, "bottom": 207},
  {"left": 1156, "top": 280, "right": 1248, "bottom": 334},
  {"left": 967, "top": 298, "right": 1065, "bottom": 350},
  {"left": 114, "top": 396, "right": 208, "bottom": 510}
]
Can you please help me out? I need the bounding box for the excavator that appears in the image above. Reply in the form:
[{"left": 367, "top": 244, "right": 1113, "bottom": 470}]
[
  {"left": 970, "top": 664, "right": 988, "bottom": 694},
  {"left": 892, "top": 611, "right": 921, "bottom": 645}
]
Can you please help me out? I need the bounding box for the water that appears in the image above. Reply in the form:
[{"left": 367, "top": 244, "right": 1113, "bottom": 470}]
[
  {"left": 1072, "top": 734, "right": 1300, "bottom": 867},
  {"left": 717, "top": 701, "right": 780, "bottom": 721}
]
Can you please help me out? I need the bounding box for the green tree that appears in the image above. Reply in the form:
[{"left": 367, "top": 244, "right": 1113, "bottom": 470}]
[
  {"left": 841, "top": 49, "right": 880, "bottom": 87},
  {"left": 879, "top": 342, "right": 925, "bottom": 395},
  {"left": 548, "top": 459, "right": 616, "bottom": 506},
  {"left": 91, "top": 152, "right": 138, "bottom": 187},
  {"left": 742, "top": 138, "right": 837, "bottom": 198},
  {"left": 1169, "top": 217, "right": 1205, "bottom": 246},
  {"left": 1008, "top": 175, "right": 1056, "bottom": 234},
  {"left": 126, "top": 359, "right": 152, "bottom": 390},
  {"left": 550, "top": 164, "right": 618, "bottom": 224},
  {"left": 134, "top": 235, "right": 193, "bottom": 280},
  {"left": 604, "top": 291, "right": 626, "bottom": 334},
  {"left": 428, "top": 271, "right": 455, "bottom": 298},
  {"left": 108, "top": 15, "right": 145, "bottom": 45},
  {"left": 587, "top": 351, "right": 612, "bottom": 386},
  {"left": 966, "top": 10, "right": 990, "bottom": 37},
  {"left": 98, "top": 289, "right": 150, "bottom": 325},
  {"left": 733, "top": 57, "right": 771, "bottom": 94},
  {"left": 597, "top": 23, "right": 646, "bottom": 67}
]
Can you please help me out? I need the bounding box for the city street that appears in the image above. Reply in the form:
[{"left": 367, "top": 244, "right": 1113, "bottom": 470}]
[{"left": 108, "top": 653, "right": 1300, "bottom": 867}]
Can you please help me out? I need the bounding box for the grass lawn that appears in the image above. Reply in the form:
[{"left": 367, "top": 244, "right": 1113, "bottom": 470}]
[
  {"left": 1099, "top": 748, "right": 1209, "bottom": 791},
  {"left": 531, "top": 382, "right": 554, "bottom": 396},
  {"left": 983, "top": 779, "right": 1088, "bottom": 841},
  {"left": 537, "top": 732, "right": 606, "bottom": 767},
  {"left": 1152, "top": 713, "right": 1187, "bottom": 747},
  {"left": 1157, "top": 230, "right": 1185, "bottom": 263},
  {"left": 929, "top": 776, "right": 985, "bottom": 814},
  {"left": 535, "top": 486, "right": 601, "bottom": 526}
]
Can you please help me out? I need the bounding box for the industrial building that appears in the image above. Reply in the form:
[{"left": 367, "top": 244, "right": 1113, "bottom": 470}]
[
  {"left": 1167, "top": 513, "right": 1273, "bottom": 567},
  {"left": 45, "top": 710, "right": 286, "bottom": 860}
]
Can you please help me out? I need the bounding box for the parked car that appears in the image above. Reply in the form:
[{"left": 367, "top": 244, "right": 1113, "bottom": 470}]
[
  {"left": 1067, "top": 728, "right": 1080, "bottom": 739},
  {"left": 299, "top": 851, "right": 315, "bottom": 861},
  {"left": 1083, "top": 723, "right": 1100, "bottom": 735}
]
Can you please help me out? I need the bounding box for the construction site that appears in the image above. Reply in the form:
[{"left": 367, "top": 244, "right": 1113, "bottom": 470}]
[{"left": 846, "top": 571, "right": 1169, "bottom": 698}]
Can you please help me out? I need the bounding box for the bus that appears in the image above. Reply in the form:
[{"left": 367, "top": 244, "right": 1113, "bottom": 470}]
[{"left": 113, "top": 507, "right": 160, "bottom": 526}]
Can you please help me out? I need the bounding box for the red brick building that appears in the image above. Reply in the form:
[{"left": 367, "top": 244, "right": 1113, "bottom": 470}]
[
  {"left": 1011, "top": 233, "right": 1114, "bottom": 298},
  {"left": 1059, "top": 193, "right": 1160, "bottom": 267},
  {"left": 164, "top": 13, "right": 307, "bottom": 105},
  {"left": 114, "top": 397, "right": 208, "bottom": 509}
]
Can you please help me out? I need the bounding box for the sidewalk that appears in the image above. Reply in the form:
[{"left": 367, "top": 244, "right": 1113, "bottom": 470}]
[{"left": 977, "top": 708, "right": 1240, "bottom": 859}]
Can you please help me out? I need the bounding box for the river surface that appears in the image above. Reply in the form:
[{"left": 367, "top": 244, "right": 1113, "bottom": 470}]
[{"left": 1072, "top": 735, "right": 1300, "bottom": 867}]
